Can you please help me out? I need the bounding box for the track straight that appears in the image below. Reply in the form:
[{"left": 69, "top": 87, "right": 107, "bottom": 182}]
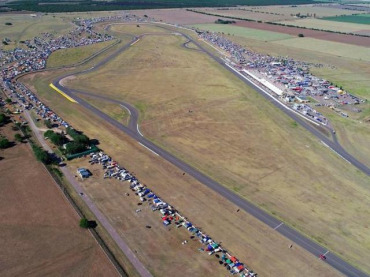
[{"left": 51, "top": 26, "right": 369, "bottom": 277}]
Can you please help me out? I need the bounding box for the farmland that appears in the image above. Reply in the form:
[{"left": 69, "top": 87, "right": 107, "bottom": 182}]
[
  {"left": 192, "top": 4, "right": 368, "bottom": 22},
  {"left": 278, "top": 18, "right": 370, "bottom": 35},
  {"left": 192, "top": 24, "right": 293, "bottom": 41},
  {"left": 322, "top": 14, "right": 370, "bottom": 25},
  {"left": 273, "top": 37, "right": 370, "bottom": 61},
  {"left": 3, "top": 0, "right": 318, "bottom": 13},
  {"left": 192, "top": 22, "right": 370, "bottom": 51},
  {"left": 19, "top": 24, "right": 342, "bottom": 276},
  {"left": 0, "top": 123, "right": 117, "bottom": 277},
  {"left": 252, "top": 4, "right": 368, "bottom": 18},
  {"left": 56, "top": 23, "right": 370, "bottom": 273}
]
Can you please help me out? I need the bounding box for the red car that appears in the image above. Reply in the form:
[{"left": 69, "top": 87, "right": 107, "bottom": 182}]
[{"left": 319, "top": 254, "right": 326, "bottom": 260}]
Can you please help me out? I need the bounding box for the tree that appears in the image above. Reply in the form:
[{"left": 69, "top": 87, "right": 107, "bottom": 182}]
[
  {"left": 298, "top": 33, "right": 304, "bottom": 37},
  {"left": 44, "top": 119, "right": 53, "bottom": 129},
  {"left": 44, "top": 130, "right": 54, "bottom": 138},
  {"left": 0, "top": 138, "right": 11, "bottom": 149},
  {"left": 31, "top": 143, "right": 51, "bottom": 164},
  {"left": 14, "top": 133, "right": 23, "bottom": 142},
  {"left": 5, "top": 98, "right": 12, "bottom": 104},
  {"left": 0, "top": 113, "right": 8, "bottom": 125},
  {"left": 50, "top": 133, "right": 66, "bottom": 146},
  {"left": 65, "top": 141, "right": 86, "bottom": 154},
  {"left": 74, "top": 134, "right": 89, "bottom": 146},
  {"left": 79, "top": 218, "right": 89, "bottom": 228}
]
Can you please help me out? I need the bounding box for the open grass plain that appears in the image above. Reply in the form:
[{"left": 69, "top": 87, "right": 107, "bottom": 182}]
[
  {"left": 0, "top": 123, "right": 117, "bottom": 277},
  {"left": 192, "top": 23, "right": 293, "bottom": 41},
  {"left": 20, "top": 24, "right": 342, "bottom": 276},
  {"left": 54, "top": 23, "right": 370, "bottom": 273},
  {"left": 0, "top": 13, "right": 72, "bottom": 50},
  {"left": 46, "top": 40, "right": 117, "bottom": 68}
]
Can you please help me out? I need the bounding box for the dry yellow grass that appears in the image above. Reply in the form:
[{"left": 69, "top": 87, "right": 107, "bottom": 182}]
[
  {"left": 47, "top": 40, "right": 117, "bottom": 68},
  {"left": 62, "top": 24, "right": 370, "bottom": 273},
  {"left": 226, "top": 34, "right": 370, "bottom": 169},
  {"left": 19, "top": 28, "right": 342, "bottom": 277}
]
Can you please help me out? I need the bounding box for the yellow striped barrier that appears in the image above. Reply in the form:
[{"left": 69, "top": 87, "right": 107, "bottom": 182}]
[{"left": 49, "top": 83, "right": 78, "bottom": 103}]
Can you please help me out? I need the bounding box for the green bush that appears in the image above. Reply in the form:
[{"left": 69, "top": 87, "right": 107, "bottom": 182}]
[
  {"left": 44, "top": 130, "right": 67, "bottom": 146},
  {"left": 66, "top": 127, "right": 90, "bottom": 146},
  {"left": 65, "top": 141, "right": 86, "bottom": 154},
  {"left": 5, "top": 98, "right": 12, "bottom": 104},
  {"left": 14, "top": 133, "right": 23, "bottom": 142},
  {"left": 44, "top": 119, "right": 53, "bottom": 129},
  {"left": 44, "top": 130, "right": 54, "bottom": 138},
  {"left": 0, "top": 113, "right": 8, "bottom": 125},
  {"left": 0, "top": 138, "right": 11, "bottom": 149},
  {"left": 79, "top": 218, "right": 89, "bottom": 228}
]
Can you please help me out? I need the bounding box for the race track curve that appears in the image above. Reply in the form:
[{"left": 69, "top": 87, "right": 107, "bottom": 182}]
[{"left": 52, "top": 25, "right": 369, "bottom": 277}]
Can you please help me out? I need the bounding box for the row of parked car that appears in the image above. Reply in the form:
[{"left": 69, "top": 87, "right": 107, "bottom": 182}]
[{"left": 87, "top": 151, "right": 257, "bottom": 276}]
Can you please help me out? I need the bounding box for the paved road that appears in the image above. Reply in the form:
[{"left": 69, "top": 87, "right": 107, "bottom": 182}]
[
  {"left": 50, "top": 27, "right": 369, "bottom": 277},
  {"left": 24, "top": 110, "right": 153, "bottom": 277}
]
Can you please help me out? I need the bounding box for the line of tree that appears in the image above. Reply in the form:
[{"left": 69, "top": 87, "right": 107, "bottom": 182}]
[
  {"left": 4, "top": 0, "right": 316, "bottom": 13},
  {"left": 31, "top": 143, "right": 52, "bottom": 164},
  {"left": 215, "top": 19, "right": 236, "bottom": 24}
]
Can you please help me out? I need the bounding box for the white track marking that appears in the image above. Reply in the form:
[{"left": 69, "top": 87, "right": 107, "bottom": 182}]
[
  {"left": 321, "top": 141, "right": 352, "bottom": 164},
  {"left": 274, "top": 222, "right": 284, "bottom": 230},
  {"left": 130, "top": 39, "right": 140, "bottom": 46},
  {"left": 324, "top": 250, "right": 330, "bottom": 256},
  {"left": 120, "top": 104, "right": 131, "bottom": 115},
  {"left": 138, "top": 142, "right": 159, "bottom": 156},
  {"left": 137, "top": 124, "right": 143, "bottom": 137}
]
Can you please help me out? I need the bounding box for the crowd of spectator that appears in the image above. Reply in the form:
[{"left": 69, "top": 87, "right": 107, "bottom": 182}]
[{"left": 198, "top": 31, "right": 365, "bottom": 126}]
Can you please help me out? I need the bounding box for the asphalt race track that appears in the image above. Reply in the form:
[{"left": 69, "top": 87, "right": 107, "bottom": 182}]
[{"left": 51, "top": 24, "right": 369, "bottom": 277}]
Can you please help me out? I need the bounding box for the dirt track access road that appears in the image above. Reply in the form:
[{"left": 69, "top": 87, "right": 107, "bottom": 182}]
[{"left": 47, "top": 23, "right": 370, "bottom": 277}]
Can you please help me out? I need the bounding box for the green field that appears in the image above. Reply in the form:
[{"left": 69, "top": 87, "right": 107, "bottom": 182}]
[
  {"left": 322, "top": 14, "right": 370, "bottom": 25},
  {"left": 62, "top": 24, "right": 370, "bottom": 274},
  {"left": 192, "top": 23, "right": 293, "bottom": 41}
]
